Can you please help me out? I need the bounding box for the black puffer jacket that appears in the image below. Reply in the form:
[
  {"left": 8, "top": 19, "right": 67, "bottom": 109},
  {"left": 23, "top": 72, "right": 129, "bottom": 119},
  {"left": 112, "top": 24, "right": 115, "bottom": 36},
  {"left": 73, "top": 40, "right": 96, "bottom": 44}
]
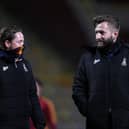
[
  {"left": 72, "top": 41, "right": 129, "bottom": 129},
  {"left": 0, "top": 52, "right": 45, "bottom": 129}
]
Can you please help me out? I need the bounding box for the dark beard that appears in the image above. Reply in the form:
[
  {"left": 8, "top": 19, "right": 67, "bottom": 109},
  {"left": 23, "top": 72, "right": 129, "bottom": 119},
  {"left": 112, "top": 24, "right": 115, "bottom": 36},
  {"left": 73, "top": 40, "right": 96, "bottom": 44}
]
[
  {"left": 103, "top": 38, "right": 114, "bottom": 47},
  {"left": 96, "top": 38, "right": 114, "bottom": 48},
  {"left": 97, "top": 38, "right": 118, "bottom": 56}
]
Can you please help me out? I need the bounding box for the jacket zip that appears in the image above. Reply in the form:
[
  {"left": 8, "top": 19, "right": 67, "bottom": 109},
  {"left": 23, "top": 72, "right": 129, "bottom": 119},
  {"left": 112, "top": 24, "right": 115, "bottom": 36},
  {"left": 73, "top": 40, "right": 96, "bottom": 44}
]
[
  {"left": 107, "top": 57, "right": 112, "bottom": 113},
  {"left": 14, "top": 58, "right": 21, "bottom": 68}
]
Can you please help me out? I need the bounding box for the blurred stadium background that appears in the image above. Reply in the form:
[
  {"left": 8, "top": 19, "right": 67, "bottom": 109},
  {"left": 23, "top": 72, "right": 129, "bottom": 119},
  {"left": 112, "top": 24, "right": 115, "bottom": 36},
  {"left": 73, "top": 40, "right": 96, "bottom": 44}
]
[{"left": 0, "top": 0, "right": 129, "bottom": 128}]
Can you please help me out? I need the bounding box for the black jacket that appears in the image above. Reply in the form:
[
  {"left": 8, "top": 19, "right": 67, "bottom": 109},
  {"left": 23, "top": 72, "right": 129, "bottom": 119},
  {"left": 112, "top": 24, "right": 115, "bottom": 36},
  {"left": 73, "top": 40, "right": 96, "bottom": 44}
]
[
  {"left": 72, "top": 41, "right": 129, "bottom": 129},
  {"left": 0, "top": 52, "right": 45, "bottom": 129}
]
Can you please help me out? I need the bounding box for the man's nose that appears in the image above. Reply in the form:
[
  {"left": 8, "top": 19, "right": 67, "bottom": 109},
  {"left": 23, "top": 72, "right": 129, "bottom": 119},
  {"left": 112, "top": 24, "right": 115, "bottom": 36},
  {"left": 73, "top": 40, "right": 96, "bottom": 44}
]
[
  {"left": 20, "top": 41, "right": 24, "bottom": 46},
  {"left": 96, "top": 33, "right": 102, "bottom": 40}
]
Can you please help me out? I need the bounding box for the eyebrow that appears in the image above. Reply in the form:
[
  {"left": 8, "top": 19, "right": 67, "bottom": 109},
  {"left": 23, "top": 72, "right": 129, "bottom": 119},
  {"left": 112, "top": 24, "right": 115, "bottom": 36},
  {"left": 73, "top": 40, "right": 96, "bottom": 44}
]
[{"left": 95, "top": 30, "right": 105, "bottom": 34}]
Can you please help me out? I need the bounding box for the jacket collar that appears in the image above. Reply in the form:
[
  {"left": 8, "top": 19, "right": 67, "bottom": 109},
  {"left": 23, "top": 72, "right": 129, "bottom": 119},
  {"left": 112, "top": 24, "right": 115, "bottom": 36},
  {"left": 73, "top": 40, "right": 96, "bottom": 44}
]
[
  {"left": 97, "top": 39, "right": 122, "bottom": 58},
  {"left": 0, "top": 49, "right": 23, "bottom": 63}
]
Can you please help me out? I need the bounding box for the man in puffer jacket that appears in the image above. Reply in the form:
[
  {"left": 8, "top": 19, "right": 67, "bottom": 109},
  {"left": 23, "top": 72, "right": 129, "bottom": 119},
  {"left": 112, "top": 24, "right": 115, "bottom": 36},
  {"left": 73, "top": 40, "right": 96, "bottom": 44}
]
[
  {"left": 72, "top": 15, "right": 129, "bottom": 129},
  {"left": 0, "top": 25, "right": 46, "bottom": 129}
]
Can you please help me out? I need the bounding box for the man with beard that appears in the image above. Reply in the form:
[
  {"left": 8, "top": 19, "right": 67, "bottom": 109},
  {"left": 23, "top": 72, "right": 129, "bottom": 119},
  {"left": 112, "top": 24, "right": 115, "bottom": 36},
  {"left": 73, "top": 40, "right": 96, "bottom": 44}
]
[
  {"left": 0, "top": 25, "right": 46, "bottom": 129},
  {"left": 72, "top": 15, "right": 129, "bottom": 129}
]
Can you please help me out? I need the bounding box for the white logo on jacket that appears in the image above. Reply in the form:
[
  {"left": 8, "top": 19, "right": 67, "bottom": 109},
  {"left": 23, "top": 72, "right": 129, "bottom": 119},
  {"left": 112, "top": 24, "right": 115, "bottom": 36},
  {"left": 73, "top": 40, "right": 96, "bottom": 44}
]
[
  {"left": 3, "top": 66, "right": 8, "bottom": 71},
  {"left": 121, "top": 57, "right": 127, "bottom": 67},
  {"left": 93, "top": 59, "right": 100, "bottom": 64}
]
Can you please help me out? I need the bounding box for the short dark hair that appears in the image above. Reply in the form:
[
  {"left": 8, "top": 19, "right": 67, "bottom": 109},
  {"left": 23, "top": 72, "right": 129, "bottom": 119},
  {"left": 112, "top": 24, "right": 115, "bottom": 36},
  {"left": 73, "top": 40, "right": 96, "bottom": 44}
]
[
  {"left": 0, "top": 25, "right": 22, "bottom": 49},
  {"left": 93, "top": 15, "right": 120, "bottom": 30}
]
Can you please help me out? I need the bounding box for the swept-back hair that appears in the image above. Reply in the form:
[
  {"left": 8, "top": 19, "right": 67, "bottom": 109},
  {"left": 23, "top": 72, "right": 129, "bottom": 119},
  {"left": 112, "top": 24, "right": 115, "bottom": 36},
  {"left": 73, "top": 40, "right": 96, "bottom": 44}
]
[
  {"left": 93, "top": 15, "right": 120, "bottom": 30},
  {"left": 0, "top": 25, "right": 22, "bottom": 49}
]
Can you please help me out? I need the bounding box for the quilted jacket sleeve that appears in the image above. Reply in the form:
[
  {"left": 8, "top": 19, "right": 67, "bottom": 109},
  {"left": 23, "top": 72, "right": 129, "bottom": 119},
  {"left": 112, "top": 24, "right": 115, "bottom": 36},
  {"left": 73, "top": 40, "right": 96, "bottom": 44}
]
[{"left": 72, "top": 54, "right": 88, "bottom": 117}]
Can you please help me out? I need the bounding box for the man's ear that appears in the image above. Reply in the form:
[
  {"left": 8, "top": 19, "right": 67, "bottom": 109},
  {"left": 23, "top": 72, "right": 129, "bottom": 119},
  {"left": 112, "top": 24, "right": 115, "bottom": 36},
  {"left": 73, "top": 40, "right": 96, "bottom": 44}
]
[
  {"left": 112, "top": 31, "right": 119, "bottom": 42},
  {"left": 4, "top": 40, "right": 11, "bottom": 49},
  {"left": 114, "top": 32, "right": 119, "bottom": 37}
]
